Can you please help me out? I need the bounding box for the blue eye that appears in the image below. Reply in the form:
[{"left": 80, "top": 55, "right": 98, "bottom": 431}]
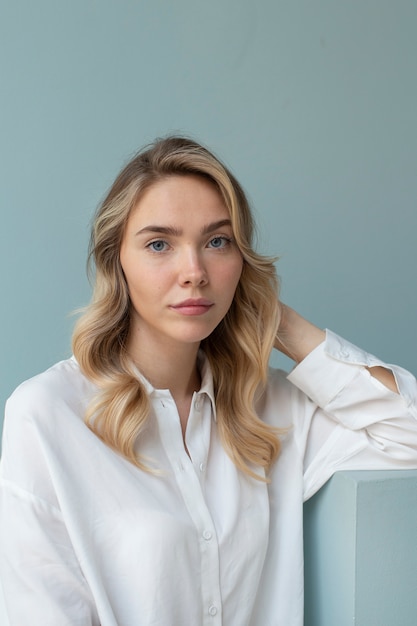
[
  {"left": 209, "top": 236, "right": 230, "bottom": 249},
  {"left": 148, "top": 240, "right": 168, "bottom": 252}
]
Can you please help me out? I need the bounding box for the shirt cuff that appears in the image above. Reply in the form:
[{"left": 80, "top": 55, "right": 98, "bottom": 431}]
[{"left": 286, "top": 329, "right": 385, "bottom": 408}]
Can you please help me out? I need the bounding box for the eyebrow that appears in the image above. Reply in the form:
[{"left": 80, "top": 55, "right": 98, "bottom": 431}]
[{"left": 135, "top": 219, "right": 233, "bottom": 237}]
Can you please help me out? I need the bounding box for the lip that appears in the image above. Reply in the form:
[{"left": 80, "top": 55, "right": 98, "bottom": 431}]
[{"left": 170, "top": 298, "right": 214, "bottom": 316}]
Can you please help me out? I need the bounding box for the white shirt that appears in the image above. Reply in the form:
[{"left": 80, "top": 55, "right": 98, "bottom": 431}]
[{"left": 1, "top": 330, "right": 417, "bottom": 626}]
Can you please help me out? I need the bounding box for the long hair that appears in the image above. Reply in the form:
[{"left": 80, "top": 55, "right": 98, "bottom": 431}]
[{"left": 72, "top": 136, "right": 282, "bottom": 479}]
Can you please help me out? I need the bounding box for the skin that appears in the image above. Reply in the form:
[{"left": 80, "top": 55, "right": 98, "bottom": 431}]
[
  {"left": 120, "top": 173, "right": 398, "bottom": 438},
  {"left": 120, "top": 174, "right": 244, "bottom": 433}
]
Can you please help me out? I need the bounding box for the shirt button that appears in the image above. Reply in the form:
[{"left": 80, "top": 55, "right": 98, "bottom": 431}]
[
  {"left": 194, "top": 399, "right": 201, "bottom": 411},
  {"left": 203, "top": 530, "right": 212, "bottom": 541},
  {"left": 199, "top": 462, "right": 206, "bottom": 473},
  {"left": 208, "top": 605, "right": 218, "bottom": 616}
]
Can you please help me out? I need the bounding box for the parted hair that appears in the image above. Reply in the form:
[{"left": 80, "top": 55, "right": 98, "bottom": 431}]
[{"left": 72, "top": 136, "right": 282, "bottom": 479}]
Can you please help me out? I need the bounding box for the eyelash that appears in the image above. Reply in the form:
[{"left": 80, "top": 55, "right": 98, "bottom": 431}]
[
  {"left": 146, "top": 236, "right": 233, "bottom": 253},
  {"left": 147, "top": 240, "right": 169, "bottom": 253},
  {"left": 207, "top": 236, "right": 233, "bottom": 249}
]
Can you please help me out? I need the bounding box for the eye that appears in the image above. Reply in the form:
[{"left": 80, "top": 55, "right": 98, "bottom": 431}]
[
  {"left": 208, "top": 236, "right": 232, "bottom": 249},
  {"left": 147, "top": 240, "right": 169, "bottom": 252}
]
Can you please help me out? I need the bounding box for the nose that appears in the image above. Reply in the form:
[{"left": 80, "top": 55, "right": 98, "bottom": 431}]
[{"left": 178, "top": 248, "right": 208, "bottom": 287}]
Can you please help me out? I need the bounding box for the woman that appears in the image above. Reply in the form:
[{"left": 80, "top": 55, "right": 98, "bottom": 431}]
[{"left": 1, "top": 136, "right": 416, "bottom": 625}]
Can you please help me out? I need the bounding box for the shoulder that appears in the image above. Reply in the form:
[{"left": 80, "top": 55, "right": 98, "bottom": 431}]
[
  {"left": 257, "top": 367, "right": 306, "bottom": 429},
  {"left": 2, "top": 358, "right": 97, "bottom": 475},
  {"left": 265, "top": 365, "right": 297, "bottom": 397},
  {"left": 6, "top": 357, "right": 95, "bottom": 419},
  {"left": 1, "top": 359, "right": 98, "bottom": 503}
]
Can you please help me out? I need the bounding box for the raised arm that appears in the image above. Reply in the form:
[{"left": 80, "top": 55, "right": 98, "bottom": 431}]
[{"left": 274, "top": 303, "right": 398, "bottom": 394}]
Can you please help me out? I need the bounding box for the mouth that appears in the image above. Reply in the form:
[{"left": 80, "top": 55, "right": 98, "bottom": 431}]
[{"left": 170, "top": 298, "right": 214, "bottom": 316}]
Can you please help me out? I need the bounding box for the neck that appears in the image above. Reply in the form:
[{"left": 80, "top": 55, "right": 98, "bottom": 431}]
[{"left": 127, "top": 333, "right": 201, "bottom": 400}]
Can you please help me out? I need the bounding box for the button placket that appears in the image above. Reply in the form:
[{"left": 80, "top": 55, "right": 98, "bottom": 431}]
[
  {"left": 155, "top": 390, "right": 221, "bottom": 625},
  {"left": 172, "top": 461, "right": 221, "bottom": 626},
  {"left": 186, "top": 394, "right": 210, "bottom": 483}
]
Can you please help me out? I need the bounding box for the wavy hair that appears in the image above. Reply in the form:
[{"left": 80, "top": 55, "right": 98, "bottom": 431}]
[{"left": 72, "top": 136, "right": 282, "bottom": 479}]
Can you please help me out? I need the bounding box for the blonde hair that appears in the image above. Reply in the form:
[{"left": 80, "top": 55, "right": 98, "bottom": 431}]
[{"left": 72, "top": 136, "right": 282, "bottom": 479}]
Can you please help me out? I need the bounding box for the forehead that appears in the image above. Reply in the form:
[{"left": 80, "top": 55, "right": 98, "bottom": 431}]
[{"left": 130, "top": 174, "right": 229, "bottom": 223}]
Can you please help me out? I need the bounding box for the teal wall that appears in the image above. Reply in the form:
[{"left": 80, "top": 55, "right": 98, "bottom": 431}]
[{"left": 1, "top": 0, "right": 417, "bottom": 425}]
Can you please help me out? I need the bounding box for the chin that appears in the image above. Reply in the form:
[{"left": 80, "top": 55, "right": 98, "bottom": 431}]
[
  {"left": 179, "top": 333, "right": 212, "bottom": 345},
  {"left": 172, "top": 319, "right": 220, "bottom": 343}
]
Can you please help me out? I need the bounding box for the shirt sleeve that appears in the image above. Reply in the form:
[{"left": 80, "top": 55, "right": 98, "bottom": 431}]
[
  {"left": 0, "top": 392, "right": 100, "bottom": 626},
  {"left": 287, "top": 330, "right": 417, "bottom": 500},
  {"left": 0, "top": 480, "right": 100, "bottom": 626}
]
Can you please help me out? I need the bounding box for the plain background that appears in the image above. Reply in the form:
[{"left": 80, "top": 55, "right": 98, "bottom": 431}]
[{"left": 1, "top": 0, "right": 416, "bottom": 433}]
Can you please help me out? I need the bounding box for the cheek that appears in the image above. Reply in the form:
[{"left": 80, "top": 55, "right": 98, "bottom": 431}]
[
  {"left": 218, "top": 258, "right": 243, "bottom": 292},
  {"left": 125, "top": 267, "right": 172, "bottom": 303},
  {"left": 230, "top": 257, "right": 244, "bottom": 284}
]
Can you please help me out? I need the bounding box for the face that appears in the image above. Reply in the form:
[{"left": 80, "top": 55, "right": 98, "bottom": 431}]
[{"left": 120, "top": 174, "right": 243, "bottom": 356}]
